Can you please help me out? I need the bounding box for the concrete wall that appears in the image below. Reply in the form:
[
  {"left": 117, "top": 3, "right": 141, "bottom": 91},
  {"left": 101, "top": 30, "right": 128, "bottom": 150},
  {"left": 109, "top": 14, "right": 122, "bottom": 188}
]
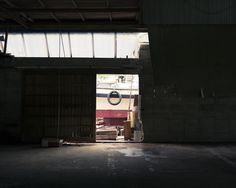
[
  {"left": 143, "top": 25, "right": 236, "bottom": 142},
  {"left": 143, "top": 0, "right": 236, "bottom": 24},
  {"left": 0, "top": 68, "right": 22, "bottom": 143}
]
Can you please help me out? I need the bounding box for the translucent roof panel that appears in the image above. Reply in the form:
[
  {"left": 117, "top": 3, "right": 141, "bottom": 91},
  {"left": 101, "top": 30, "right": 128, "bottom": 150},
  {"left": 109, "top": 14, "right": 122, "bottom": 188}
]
[
  {"left": 6, "top": 34, "right": 26, "bottom": 57},
  {"left": 46, "top": 33, "right": 59, "bottom": 57},
  {"left": 5, "top": 32, "right": 149, "bottom": 58},
  {"left": 138, "top": 33, "right": 149, "bottom": 43},
  {"left": 117, "top": 33, "right": 139, "bottom": 58},
  {"left": 70, "top": 33, "right": 93, "bottom": 58},
  {"left": 46, "top": 33, "right": 71, "bottom": 57},
  {"left": 94, "top": 33, "right": 115, "bottom": 58},
  {"left": 23, "top": 34, "right": 47, "bottom": 57},
  {"left": 61, "top": 34, "right": 71, "bottom": 57}
]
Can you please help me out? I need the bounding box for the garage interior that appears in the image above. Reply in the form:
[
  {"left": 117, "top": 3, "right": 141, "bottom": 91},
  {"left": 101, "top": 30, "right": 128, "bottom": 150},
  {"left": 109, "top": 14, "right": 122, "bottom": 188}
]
[{"left": 0, "top": 0, "right": 236, "bottom": 187}]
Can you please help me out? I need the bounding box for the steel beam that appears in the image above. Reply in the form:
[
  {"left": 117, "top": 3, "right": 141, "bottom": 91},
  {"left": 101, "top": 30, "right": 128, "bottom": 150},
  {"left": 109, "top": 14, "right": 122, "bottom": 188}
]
[
  {"left": 0, "top": 7, "right": 29, "bottom": 29},
  {"left": 71, "top": 0, "right": 85, "bottom": 22},
  {"left": 50, "top": 13, "right": 61, "bottom": 23},
  {"left": 8, "top": 8, "right": 140, "bottom": 13}
]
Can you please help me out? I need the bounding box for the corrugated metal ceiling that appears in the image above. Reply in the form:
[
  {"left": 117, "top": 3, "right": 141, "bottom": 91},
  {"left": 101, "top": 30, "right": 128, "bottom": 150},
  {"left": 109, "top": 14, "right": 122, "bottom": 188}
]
[{"left": 0, "top": 0, "right": 143, "bottom": 32}]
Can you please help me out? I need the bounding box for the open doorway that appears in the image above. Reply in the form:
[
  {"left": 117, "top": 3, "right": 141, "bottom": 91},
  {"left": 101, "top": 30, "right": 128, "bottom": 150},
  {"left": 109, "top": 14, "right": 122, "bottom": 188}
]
[{"left": 96, "top": 74, "right": 144, "bottom": 143}]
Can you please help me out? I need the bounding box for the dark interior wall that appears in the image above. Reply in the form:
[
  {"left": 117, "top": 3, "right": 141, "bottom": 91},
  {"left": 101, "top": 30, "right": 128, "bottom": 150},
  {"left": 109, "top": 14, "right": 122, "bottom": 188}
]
[
  {"left": 0, "top": 68, "right": 22, "bottom": 143},
  {"left": 144, "top": 25, "right": 236, "bottom": 142},
  {"left": 0, "top": 58, "right": 141, "bottom": 143},
  {"left": 143, "top": 0, "right": 236, "bottom": 24},
  {"left": 22, "top": 71, "right": 96, "bottom": 143},
  {"left": 0, "top": 68, "right": 97, "bottom": 143}
]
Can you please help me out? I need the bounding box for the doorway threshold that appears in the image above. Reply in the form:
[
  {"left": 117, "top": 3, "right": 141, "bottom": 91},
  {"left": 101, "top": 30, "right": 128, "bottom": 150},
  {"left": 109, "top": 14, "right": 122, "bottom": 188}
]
[{"left": 96, "top": 136, "right": 135, "bottom": 143}]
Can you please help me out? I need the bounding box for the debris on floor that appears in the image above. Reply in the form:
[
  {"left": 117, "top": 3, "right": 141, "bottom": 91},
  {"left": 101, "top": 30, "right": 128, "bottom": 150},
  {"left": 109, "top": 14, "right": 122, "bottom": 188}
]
[
  {"left": 96, "top": 126, "right": 118, "bottom": 140},
  {"left": 41, "top": 138, "right": 64, "bottom": 147}
]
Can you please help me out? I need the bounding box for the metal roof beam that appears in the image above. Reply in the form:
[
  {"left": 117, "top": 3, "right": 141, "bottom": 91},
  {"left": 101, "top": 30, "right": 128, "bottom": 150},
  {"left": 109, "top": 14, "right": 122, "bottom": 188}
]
[
  {"left": 0, "top": 7, "right": 29, "bottom": 29},
  {"left": 7, "top": 8, "right": 140, "bottom": 13},
  {"left": 50, "top": 13, "right": 61, "bottom": 23},
  {"left": 37, "top": 1, "right": 60, "bottom": 23},
  {"left": 2, "top": 0, "right": 34, "bottom": 23},
  {"left": 38, "top": 0, "right": 46, "bottom": 8},
  {"left": 71, "top": 0, "right": 85, "bottom": 22},
  {"left": 71, "top": 0, "right": 79, "bottom": 7},
  {"left": 2, "top": 0, "right": 16, "bottom": 8},
  {"left": 106, "top": 0, "right": 113, "bottom": 22}
]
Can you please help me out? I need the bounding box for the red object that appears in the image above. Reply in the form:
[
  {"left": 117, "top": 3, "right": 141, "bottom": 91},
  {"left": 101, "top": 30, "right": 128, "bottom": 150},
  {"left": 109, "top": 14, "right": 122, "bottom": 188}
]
[
  {"left": 96, "top": 110, "right": 128, "bottom": 118},
  {"left": 104, "top": 118, "right": 126, "bottom": 126}
]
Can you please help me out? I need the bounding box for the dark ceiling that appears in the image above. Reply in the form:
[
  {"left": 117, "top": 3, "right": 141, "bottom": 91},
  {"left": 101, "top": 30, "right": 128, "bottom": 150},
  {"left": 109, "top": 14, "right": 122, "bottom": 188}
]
[{"left": 0, "top": 0, "right": 145, "bottom": 32}]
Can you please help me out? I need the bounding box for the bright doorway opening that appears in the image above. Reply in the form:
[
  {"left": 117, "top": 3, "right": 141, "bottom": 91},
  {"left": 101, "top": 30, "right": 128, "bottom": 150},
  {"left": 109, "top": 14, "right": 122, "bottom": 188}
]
[{"left": 96, "top": 74, "right": 144, "bottom": 143}]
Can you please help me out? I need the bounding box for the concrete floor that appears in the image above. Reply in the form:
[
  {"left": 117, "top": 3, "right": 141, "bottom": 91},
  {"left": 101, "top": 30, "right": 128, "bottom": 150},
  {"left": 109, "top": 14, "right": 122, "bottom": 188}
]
[{"left": 0, "top": 144, "right": 236, "bottom": 188}]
